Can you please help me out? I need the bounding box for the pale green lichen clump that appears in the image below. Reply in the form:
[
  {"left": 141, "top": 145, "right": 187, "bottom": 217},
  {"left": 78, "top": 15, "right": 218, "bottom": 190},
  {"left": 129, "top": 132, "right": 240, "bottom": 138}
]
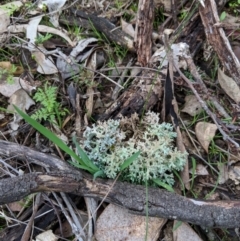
[{"left": 82, "top": 111, "right": 187, "bottom": 186}]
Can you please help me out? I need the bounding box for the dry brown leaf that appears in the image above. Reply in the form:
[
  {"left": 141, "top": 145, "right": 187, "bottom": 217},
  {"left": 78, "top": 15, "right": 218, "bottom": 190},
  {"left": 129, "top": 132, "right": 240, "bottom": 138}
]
[
  {"left": 0, "top": 77, "right": 36, "bottom": 97},
  {"left": 190, "top": 164, "right": 209, "bottom": 176},
  {"left": 7, "top": 89, "right": 35, "bottom": 130},
  {"left": 181, "top": 131, "right": 195, "bottom": 153},
  {"left": 0, "top": 62, "right": 23, "bottom": 75},
  {"left": 195, "top": 122, "right": 217, "bottom": 153},
  {"left": 33, "top": 48, "right": 58, "bottom": 74},
  {"left": 54, "top": 220, "right": 73, "bottom": 238},
  {"left": 229, "top": 166, "right": 240, "bottom": 185},
  {"left": 218, "top": 163, "right": 229, "bottom": 184},
  {"left": 8, "top": 201, "right": 24, "bottom": 212},
  {"left": 218, "top": 68, "right": 240, "bottom": 103},
  {"left": 95, "top": 204, "right": 166, "bottom": 241},
  {"left": 181, "top": 95, "right": 203, "bottom": 116},
  {"left": 121, "top": 18, "right": 135, "bottom": 38}
]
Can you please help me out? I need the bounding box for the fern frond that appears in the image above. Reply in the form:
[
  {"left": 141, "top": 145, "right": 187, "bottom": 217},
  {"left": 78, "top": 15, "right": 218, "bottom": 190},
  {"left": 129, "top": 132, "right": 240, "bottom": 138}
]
[{"left": 31, "top": 82, "right": 65, "bottom": 126}]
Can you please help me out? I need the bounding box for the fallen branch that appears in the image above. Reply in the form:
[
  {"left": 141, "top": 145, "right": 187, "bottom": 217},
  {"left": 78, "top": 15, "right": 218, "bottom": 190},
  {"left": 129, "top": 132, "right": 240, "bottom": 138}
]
[
  {"left": 1, "top": 140, "right": 240, "bottom": 228},
  {"left": 60, "top": 9, "right": 134, "bottom": 51}
]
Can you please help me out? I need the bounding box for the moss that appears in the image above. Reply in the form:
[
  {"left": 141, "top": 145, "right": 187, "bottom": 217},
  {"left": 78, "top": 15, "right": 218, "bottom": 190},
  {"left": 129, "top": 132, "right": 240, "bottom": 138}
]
[{"left": 82, "top": 111, "right": 188, "bottom": 185}]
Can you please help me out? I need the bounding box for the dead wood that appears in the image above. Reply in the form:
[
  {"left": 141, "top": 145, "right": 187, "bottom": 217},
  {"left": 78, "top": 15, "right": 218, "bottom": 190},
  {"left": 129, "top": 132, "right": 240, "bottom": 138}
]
[
  {"left": 134, "top": 0, "right": 154, "bottom": 66},
  {"left": 97, "top": 69, "right": 163, "bottom": 121},
  {"left": 59, "top": 9, "right": 134, "bottom": 51},
  {"left": 0, "top": 204, "right": 56, "bottom": 241},
  {"left": 199, "top": 0, "right": 240, "bottom": 85},
  {"left": 1, "top": 140, "right": 240, "bottom": 228}
]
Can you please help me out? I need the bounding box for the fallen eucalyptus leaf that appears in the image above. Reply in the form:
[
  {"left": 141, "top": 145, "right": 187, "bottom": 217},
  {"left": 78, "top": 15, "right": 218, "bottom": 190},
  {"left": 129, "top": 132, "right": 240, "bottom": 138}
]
[
  {"left": 0, "top": 77, "right": 36, "bottom": 97},
  {"left": 32, "top": 47, "right": 58, "bottom": 74},
  {"left": 8, "top": 25, "right": 74, "bottom": 47},
  {"left": 181, "top": 95, "right": 202, "bottom": 116},
  {"left": 7, "top": 89, "right": 35, "bottom": 130},
  {"left": 121, "top": 18, "right": 134, "bottom": 38},
  {"left": 195, "top": 122, "right": 217, "bottom": 153},
  {"left": 218, "top": 68, "right": 240, "bottom": 103}
]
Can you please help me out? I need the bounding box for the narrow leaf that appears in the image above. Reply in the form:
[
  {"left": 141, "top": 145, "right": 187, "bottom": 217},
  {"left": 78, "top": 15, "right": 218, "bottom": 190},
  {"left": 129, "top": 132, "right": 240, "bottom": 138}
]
[
  {"left": 173, "top": 221, "right": 183, "bottom": 231},
  {"left": 72, "top": 136, "right": 100, "bottom": 172},
  {"left": 93, "top": 170, "right": 105, "bottom": 180},
  {"left": 69, "top": 161, "right": 94, "bottom": 173},
  {"left": 120, "top": 151, "right": 140, "bottom": 171},
  {"left": 153, "top": 179, "right": 175, "bottom": 192},
  {"left": 14, "top": 105, "right": 85, "bottom": 166}
]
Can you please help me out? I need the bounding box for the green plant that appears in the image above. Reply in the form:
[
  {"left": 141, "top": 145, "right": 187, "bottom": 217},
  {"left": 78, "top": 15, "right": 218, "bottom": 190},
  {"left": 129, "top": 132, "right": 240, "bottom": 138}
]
[
  {"left": 31, "top": 82, "right": 68, "bottom": 127},
  {"left": 0, "top": 3, "right": 20, "bottom": 15},
  {"left": 153, "top": 7, "right": 165, "bottom": 29},
  {"left": 89, "top": 20, "right": 107, "bottom": 42},
  {"left": 220, "top": 11, "right": 226, "bottom": 21},
  {"left": 179, "top": 9, "right": 188, "bottom": 21},
  {"left": 14, "top": 106, "right": 102, "bottom": 175},
  {"left": 14, "top": 106, "right": 139, "bottom": 179},
  {"left": 0, "top": 64, "right": 17, "bottom": 84},
  {"left": 113, "top": 43, "right": 128, "bottom": 60},
  {"left": 115, "top": 0, "right": 124, "bottom": 9},
  {"left": 81, "top": 111, "right": 187, "bottom": 186},
  {"left": 208, "top": 139, "right": 227, "bottom": 164},
  {"left": 228, "top": 0, "right": 240, "bottom": 14},
  {"left": 186, "top": 111, "right": 207, "bottom": 128},
  {"left": 183, "top": 70, "right": 194, "bottom": 81},
  {"left": 35, "top": 33, "right": 53, "bottom": 45}
]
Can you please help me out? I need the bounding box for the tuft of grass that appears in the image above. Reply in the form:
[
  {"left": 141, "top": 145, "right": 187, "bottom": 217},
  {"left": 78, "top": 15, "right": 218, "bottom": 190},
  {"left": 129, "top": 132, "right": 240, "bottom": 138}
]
[
  {"left": 14, "top": 105, "right": 140, "bottom": 179},
  {"left": 153, "top": 7, "right": 165, "bottom": 29},
  {"left": 14, "top": 105, "right": 101, "bottom": 175}
]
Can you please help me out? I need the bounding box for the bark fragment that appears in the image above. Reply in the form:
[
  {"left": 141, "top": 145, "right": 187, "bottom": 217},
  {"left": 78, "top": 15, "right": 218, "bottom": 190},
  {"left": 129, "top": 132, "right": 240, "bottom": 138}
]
[{"left": 134, "top": 0, "right": 154, "bottom": 66}]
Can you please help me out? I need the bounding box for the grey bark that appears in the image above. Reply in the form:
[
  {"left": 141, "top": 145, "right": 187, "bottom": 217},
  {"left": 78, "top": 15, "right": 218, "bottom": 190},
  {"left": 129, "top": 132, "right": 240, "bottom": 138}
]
[{"left": 1, "top": 140, "right": 240, "bottom": 228}]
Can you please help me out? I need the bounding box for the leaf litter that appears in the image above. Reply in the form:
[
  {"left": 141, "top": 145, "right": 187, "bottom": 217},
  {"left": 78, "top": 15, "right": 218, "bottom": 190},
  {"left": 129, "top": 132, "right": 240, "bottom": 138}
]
[{"left": 0, "top": 0, "right": 240, "bottom": 240}]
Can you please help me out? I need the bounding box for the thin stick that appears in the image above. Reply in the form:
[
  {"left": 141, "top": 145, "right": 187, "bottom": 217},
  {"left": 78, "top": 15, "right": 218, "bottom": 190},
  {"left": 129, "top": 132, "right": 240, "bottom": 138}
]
[{"left": 173, "top": 62, "right": 239, "bottom": 148}]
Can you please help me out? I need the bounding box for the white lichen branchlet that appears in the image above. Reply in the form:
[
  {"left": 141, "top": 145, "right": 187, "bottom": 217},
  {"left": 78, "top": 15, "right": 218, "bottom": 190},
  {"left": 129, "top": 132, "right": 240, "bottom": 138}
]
[{"left": 82, "top": 111, "right": 188, "bottom": 186}]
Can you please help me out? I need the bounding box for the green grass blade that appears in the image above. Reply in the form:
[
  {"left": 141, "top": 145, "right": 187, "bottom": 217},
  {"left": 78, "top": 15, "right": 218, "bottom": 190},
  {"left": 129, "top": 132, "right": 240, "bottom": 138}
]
[
  {"left": 153, "top": 179, "right": 175, "bottom": 192},
  {"left": 120, "top": 151, "right": 140, "bottom": 171},
  {"left": 14, "top": 105, "right": 85, "bottom": 166},
  {"left": 72, "top": 136, "right": 100, "bottom": 172},
  {"left": 173, "top": 221, "right": 182, "bottom": 231},
  {"left": 69, "top": 161, "right": 94, "bottom": 173},
  {"left": 93, "top": 170, "right": 105, "bottom": 180}
]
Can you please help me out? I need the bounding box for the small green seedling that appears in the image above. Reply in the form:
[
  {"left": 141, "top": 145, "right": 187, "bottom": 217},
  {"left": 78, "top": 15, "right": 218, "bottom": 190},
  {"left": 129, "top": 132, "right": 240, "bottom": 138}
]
[
  {"left": 31, "top": 83, "right": 68, "bottom": 127},
  {"left": 35, "top": 33, "right": 53, "bottom": 45},
  {"left": 0, "top": 64, "right": 17, "bottom": 84}
]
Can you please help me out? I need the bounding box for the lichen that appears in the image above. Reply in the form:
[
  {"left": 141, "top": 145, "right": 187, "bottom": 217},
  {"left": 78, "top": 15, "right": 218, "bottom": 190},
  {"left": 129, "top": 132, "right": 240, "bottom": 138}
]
[{"left": 81, "top": 111, "right": 188, "bottom": 185}]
